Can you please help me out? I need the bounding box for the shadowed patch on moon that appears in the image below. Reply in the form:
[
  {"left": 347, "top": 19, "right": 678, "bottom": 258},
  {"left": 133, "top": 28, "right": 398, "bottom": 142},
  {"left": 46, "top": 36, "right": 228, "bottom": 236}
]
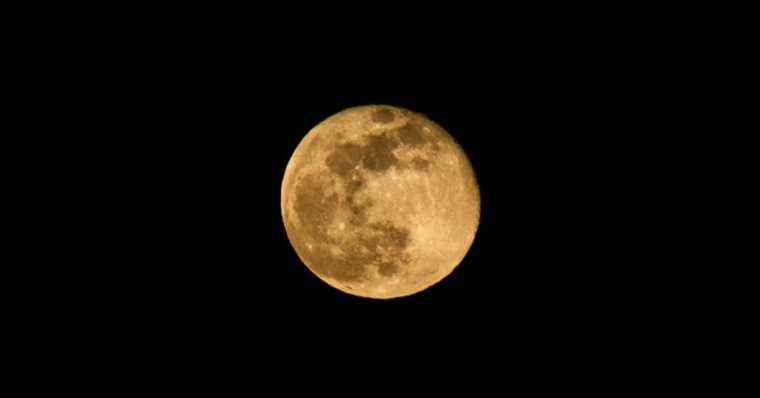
[
  {"left": 368, "top": 221, "right": 410, "bottom": 251},
  {"left": 294, "top": 174, "right": 337, "bottom": 242},
  {"left": 325, "top": 142, "right": 363, "bottom": 177},
  {"left": 372, "top": 108, "right": 395, "bottom": 124},
  {"left": 307, "top": 245, "right": 366, "bottom": 282},
  {"left": 293, "top": 164, "right": 412, "bottom": 282},
  {"left": 347, "top": 196, "right": 371, "bottom": 226},
  {"left": 362, "top": 133, "right": 400, "bottom": 172},
  {"left": 396, "top": 122, "right": 427, "bottom": 147},
  {"left": 291, "top": 212, "right": 411, "bottom": 283},
  {"left": 325, "top": 133, "right": 404, "bottom": 175},
  {"left": 322, "top": 167, "right": 370, "bottom": 227},
  {"left": 411, "top": 157, "right": 431, "bottom": 171},
  {"left": 378, "top": 262, "right": 400, "bottom": 277},
  {"left": 324, "top": 133, "right": 401, "bottom": 227}
]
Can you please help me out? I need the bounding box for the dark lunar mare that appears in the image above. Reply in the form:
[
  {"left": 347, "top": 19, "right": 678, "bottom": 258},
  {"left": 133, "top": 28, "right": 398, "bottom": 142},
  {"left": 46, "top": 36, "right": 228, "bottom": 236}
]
[{"left": 293, "top": 121, "right": 445, "bottom": 283}]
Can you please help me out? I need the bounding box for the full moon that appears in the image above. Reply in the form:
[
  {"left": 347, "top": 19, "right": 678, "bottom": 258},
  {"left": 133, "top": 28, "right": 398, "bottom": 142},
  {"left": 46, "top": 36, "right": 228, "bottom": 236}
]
[{"left": 281, "top": 105, "right": 480, "bottom": 299}]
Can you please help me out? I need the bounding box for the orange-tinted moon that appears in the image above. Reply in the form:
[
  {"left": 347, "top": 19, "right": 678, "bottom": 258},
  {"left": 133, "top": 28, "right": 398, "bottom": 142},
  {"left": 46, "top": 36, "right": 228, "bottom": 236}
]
[{"left": 281, "top": 105, "right": 480, "bottom": 299}]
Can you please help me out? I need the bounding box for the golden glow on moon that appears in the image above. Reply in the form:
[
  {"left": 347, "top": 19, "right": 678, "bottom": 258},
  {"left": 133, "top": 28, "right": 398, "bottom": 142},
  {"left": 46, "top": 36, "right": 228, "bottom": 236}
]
[{"left": 281, "top": 105, "right": 480, "bottom": 299}]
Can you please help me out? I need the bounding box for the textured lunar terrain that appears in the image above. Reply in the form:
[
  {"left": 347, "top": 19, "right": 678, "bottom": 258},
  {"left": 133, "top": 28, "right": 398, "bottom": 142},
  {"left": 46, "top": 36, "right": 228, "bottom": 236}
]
[{"left": 281, "top": 105, "right": 480, "bottom": 299}]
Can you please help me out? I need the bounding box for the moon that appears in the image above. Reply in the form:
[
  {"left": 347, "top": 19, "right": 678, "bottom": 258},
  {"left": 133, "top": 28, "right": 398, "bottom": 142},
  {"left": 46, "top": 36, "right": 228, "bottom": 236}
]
[{"left": 281, "top": 105, "right": 480, "bottom": 299}]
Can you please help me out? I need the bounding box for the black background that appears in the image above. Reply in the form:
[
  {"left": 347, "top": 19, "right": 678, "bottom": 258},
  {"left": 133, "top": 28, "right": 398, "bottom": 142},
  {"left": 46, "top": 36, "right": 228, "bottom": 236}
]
[
  {"left": 110, "top": 48, "right": 655, "bottom": 345},
  {"left": 42, "top": 9, "right": 697, "bottom": 377},
  {"left": 11, "top": 4, "right": 738, "bottom": 390}
]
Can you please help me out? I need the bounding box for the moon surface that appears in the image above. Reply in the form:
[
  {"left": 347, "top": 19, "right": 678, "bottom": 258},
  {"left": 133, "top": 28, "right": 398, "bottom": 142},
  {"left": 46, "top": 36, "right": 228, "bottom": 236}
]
[{"left": 281, "top": 105, "right": 480, "bottom": 299}]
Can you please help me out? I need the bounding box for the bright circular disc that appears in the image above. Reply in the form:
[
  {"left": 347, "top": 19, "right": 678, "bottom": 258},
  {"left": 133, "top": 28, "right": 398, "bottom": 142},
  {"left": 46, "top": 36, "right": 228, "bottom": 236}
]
[{"left": 281, "top": 105, "right": 480, "bottom": 299}]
